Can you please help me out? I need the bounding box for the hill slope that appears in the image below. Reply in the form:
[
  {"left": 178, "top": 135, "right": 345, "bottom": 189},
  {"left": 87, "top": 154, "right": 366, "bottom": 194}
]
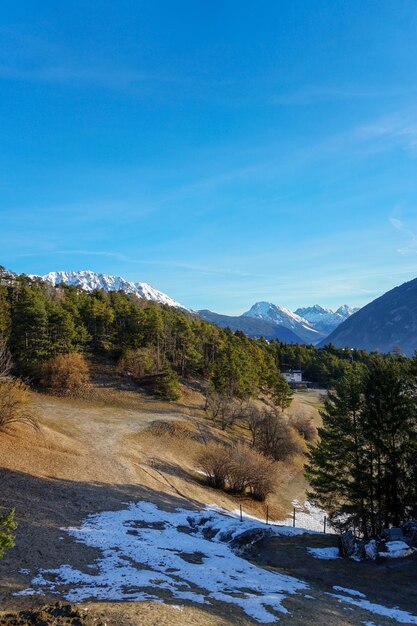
[{"left": 321, "top": 277, "right": 417, "bottom": 355}]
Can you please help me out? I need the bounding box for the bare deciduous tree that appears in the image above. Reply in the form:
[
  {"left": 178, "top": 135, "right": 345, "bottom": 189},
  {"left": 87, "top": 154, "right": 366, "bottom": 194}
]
[
  {"left": 246, "top": 406, "right": 304, "bottom": 461},
  {"left": 205, "top": 391, "right": 247, "bottom": 431}
]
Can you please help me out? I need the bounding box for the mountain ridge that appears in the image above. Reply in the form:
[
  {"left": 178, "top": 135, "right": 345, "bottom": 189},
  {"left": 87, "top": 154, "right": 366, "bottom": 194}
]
[
  {"left": 295, "top": 303, "right": 359, "bottom": 336},
  {"left": 320, "top": 277, "right": 417, "bottom": 355},
  {"left": 28, "top": 268, "right": 359, "bottom": 344},
  {"left": 37, "top": 270, "right": 186, "bottom": 309},
  {"left": 197, "top": 309, "right": 304, "bottom": 343},
  {"left": 242, "top": 301, "right": 323, "bottom": 343}
]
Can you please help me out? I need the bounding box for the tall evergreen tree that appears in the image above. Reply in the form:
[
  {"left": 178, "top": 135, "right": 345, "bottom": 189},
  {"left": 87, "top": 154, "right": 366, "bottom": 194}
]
[
  {"left": 306, "top": 364, "right": 368, "bottom": 534},
  {"left": 10, "top": 285, "right": 49, "bottom": 374},
  {"left": 306, "top": 360, "right": 417, "bottom": 536}
]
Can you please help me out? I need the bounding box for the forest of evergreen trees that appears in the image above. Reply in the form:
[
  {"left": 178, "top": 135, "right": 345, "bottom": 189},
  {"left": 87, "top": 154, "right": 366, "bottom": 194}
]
[{"left": 0, "top": 266, "right": 406, "bottom": 395}]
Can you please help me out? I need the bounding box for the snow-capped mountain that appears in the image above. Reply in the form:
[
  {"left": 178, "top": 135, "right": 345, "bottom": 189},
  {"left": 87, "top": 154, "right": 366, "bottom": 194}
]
[
  {"left": 198, "top": 309, "right": 304, "bottom": 343},
  {"left": 39, "top": 270, "right": 185, "bottom": 309},
  {"left": 294, "top": 304, "right": 359, "bottom": 336},
  {"left": 242, "top": 302, "right": 322, "bottom": 343}
]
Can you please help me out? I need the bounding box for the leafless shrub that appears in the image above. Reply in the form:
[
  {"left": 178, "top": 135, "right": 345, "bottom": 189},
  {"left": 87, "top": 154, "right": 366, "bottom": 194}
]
[
  {"left": 244, "top": 402, "right": 264, "bottom": 447},
  {"left": 248, "top": 407, "right": 304, "bottom": 461},
  {"left": 41, "top": 353, "right": 90, "bottom": 392},
  {"left": 0, "top": 378, "right": 38, "bottom": 430},
  {"left": 243, "top": 448, "right": 276, "bottom": 501},
  {"left": 197, "top": 441, "right": 276, "bottom": 501},
  {"left": 205, "top": 391, "right": 246, "bottom": 430},
  {"left": 228, "top": 443, "right": 276, "bottom": 501},
  {"left": 290, "top": 413, "right": 317, "bottom": 442},
  {"left": 197, "top": 441, "right": 231, "bottom": 489}
]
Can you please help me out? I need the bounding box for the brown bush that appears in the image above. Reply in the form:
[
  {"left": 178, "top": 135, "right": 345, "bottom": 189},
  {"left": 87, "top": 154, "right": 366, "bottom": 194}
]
[
  {"left": 0, "top": 378, "right": 38, "bottom": 430},
  {"left": 147, "top": 419, "right": 196, "bottom": 440},
  {"left": 197, "top": 442, "right": 276, "bottom": 501},
  {"left": 248, "top": 407, "right": 304, "bottom": 461},
  {"left": 41, "top": 353, "right": 90, "bottom": 392},
  {"left": 228, "top": 444, "right": 276, "bottom": 501},
  {"left": 197, "top": 441, "right": 231, "bottom": 489},
  {"left": 290, "top": 414, "right": 317, "bottom": 442}
]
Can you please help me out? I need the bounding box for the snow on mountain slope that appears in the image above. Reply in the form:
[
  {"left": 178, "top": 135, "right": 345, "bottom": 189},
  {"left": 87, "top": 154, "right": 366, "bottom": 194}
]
[
  {"left": 40, "top": 270, "right": 185, "bottom": 309},
  {"left": 295, "top": 304, "right": 359, "bottom": 336},
  {"left": 243, "top": 301, "right": 322, "bottom": 343}
]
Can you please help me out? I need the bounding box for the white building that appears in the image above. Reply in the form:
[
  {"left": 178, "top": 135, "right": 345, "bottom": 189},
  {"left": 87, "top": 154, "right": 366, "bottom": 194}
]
[{"left": 282, "top": 370, "right": 303, "bottom": 384}]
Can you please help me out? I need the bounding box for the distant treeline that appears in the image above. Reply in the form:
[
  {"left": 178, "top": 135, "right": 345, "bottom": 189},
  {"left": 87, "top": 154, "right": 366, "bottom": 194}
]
[{"left": 0, "top": 266, "right": 410, "bottom": 395}]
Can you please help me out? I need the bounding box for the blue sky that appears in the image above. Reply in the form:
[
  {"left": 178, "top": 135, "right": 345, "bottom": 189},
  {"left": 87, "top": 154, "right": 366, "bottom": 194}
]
[{"left": 1, "top": 1, "right": 417, "bottom": 313}]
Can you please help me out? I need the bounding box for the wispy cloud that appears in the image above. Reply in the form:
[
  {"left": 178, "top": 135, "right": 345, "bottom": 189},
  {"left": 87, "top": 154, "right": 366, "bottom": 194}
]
[
  {"left": 389, "top": 216, "right": 417, "bottom": 254},
  {"left": 271, "top": 85, "right": 417, "bottom": 106},
  {"left": 356, "top": 110, "right": 417, "bottom": 155},
  {"left": 13, "top": 249, "right": 270, "bottom": 279},
  {"left": 0, "top": 63, "right": 159, "bottom": 88}
]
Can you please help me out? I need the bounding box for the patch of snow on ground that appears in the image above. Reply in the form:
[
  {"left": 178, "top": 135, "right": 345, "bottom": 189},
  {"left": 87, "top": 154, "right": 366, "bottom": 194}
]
[
  {"left": 380, "top": 541, "right": 415, "bottom": 559},
  {"left": 333, "top": 585, "right": 366, "bottom": 598},
  {"left": 280, "top": 500, "right": 335, "bottom": 534},
  {"left": 331, "top": 593, "right": 417, "bottom": 624},
  {"left": 17, "top": 502, "right": 309, "bottom": 623},
  {"left": 333, "top": 586, "right": 366, "bottom": 598},
  {"left": 307, "top": 546, "right": 340, "bottom": 560},
  {"left": 229, "top": 506, "right": 319, "bottom": 535}
]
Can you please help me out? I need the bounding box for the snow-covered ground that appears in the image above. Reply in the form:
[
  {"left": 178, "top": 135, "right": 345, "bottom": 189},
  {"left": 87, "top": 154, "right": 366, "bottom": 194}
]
[
  {"left": 280, "top": 500, "right": 335, "bottom": 534},
  {"left": 17, "top": 502, "right": 417, "bottom": 624},
  {"left": 330, "top": 588, "right": 417, "bottom": 624},
  {"left": 381, "top": 541, "right": 415, "bottom": 559},
  {"left": 17, "top": 502, "right": 310, "bottom": 623},
  {"left": 307, "top": 546, "right": 340, "bottom": 560}
]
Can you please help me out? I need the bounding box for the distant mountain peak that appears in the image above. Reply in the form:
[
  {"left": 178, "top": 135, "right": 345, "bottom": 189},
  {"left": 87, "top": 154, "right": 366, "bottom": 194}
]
[
  {"left": 38, "top": 270, "right": 186, "bottom": 309},
  {"left": 335, "top": 304, "right": 359, "bottom": 316},
  {"left": 243, "top": 301, "right": 321, "bottom": 343},
  {"left": 295, "top": 303, "right": 358, "bottom": 336}
]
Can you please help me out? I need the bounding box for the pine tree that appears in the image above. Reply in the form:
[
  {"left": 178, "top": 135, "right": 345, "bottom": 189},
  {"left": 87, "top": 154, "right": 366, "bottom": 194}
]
[
  {"left": 306, "top": 360, "right": 417, "bottom": 536},
  {"left": 153, "top": 366, "right": 181, "bottom": 401},
  {"left": 361, "top": 359, "right": 417, "bottom": 532},
  {"left": 271, "top": 374, "right": 293, "bottom": 411},
  {"left": 0, "top": 508, "right": 17, "bottom": 558},
  {"left": 10, "top": 285, "right": 49, "bottom": 374},
  {"left": 306, "top": 364, "right": 368, "bottom": 534}
]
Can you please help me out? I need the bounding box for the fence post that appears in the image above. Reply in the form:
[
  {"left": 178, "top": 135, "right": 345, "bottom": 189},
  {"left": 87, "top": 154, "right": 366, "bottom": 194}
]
[
  {"left": 266, "top": 506, "right": 269, "bottom": 525},
  {"left": 292, "top": 507, "right": 296, "bottom": 528},
  {"left": 240, "top": 504, "right": 243, "bottom": 522},
  {"left": 323, "top": 516, "right": 327, "bottom": 534}
]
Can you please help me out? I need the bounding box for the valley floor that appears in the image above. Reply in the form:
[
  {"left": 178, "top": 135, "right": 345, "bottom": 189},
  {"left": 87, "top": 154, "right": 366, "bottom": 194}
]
[{"left": 0, "top": 380, "right": 416, "bottom": 625}]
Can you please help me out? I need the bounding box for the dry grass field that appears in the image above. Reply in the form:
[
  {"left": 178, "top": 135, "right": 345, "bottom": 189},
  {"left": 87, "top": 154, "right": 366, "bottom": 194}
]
[{"left": 0, "top": 372, "right": 416, "bottom": 625}]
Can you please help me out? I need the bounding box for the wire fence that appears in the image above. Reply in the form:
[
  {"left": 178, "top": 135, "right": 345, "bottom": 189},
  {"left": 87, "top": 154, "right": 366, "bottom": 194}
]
[{"left": 237, "top": 500, "right": 335, "bottom": 534}]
